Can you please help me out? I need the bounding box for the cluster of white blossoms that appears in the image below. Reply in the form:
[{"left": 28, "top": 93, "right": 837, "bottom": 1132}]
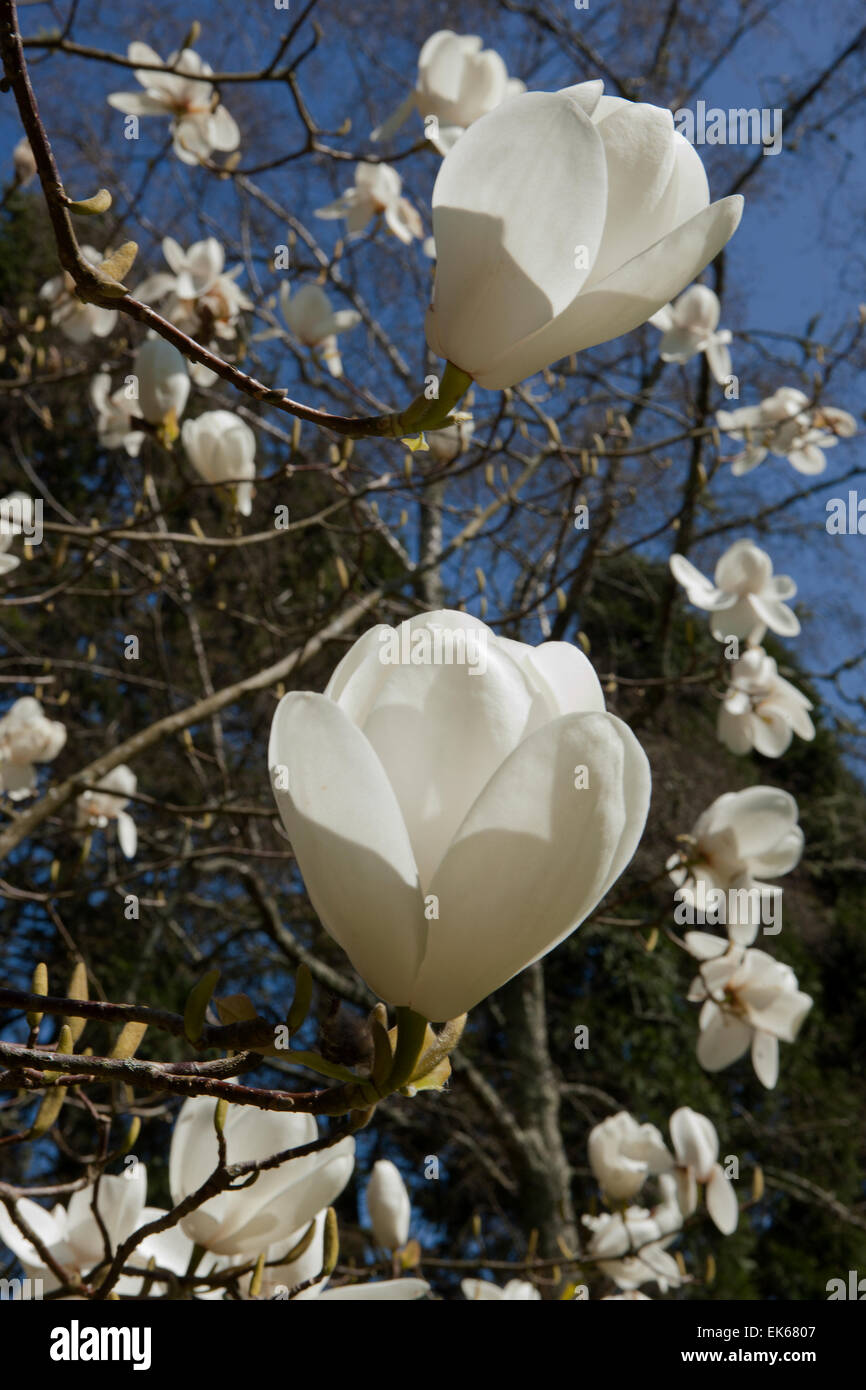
[
  {"left": 107, "top": 43, "right": 240, "bottom": 166},
  {"left": 670, "top": 537, "right": 815, "bottom": 758},
  {"left": 668, "top": 787, "right": 813, "bottom": 1085},
  {"left": 0, "top": 1099, "right": 427, "bottom": 1300},
  {"left": 716, "top": 386, "right": 857, "bottom": 477},
  {"left": 582, "top": 1106, "right": 738, "bottom": 1294},
  {"left": 136, "top": 237, "right": 252, "bottom": 386}
]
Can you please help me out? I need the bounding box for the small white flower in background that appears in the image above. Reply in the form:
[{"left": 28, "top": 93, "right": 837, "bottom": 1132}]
[
  {"left": 0, "top": 1164, "right": 193, "bottom": 1296},
  {"left": 426, "top": 413, "right": 475, "bottom": 463},
  {"left": 669, "top": 539, "right": 799, "bottom": 643},
  {"left": 582, "top": 1202, "right": 683, "bottom": 1294},
  {"left": 136, "top": 237, "right": 251, "bottom": 340},
  {"left": 668, "top": 1107, "right": 738, "bottom": 1235},
  {"left": 169, "top": 1097, "right": 355, "bottom": 1258},
  {"left": 685, "top": 934, "right": 813, "bottom": 1088},
  {"left": 716, "top": 387, "right": 857, "bottom": 477},
  {"left": 588, "top": 1111, "right": 672, "bottom": 1201},
  {"left": 133, "top": 336, "right": 190, "bottom": 428},
  {"left": 649, "top": 284, "right": 732, "bottom": 384},
  {"left": 366, "top": 1159, "right": 411, "bottom": 1250},
  {"left": 462, "top": 1278, "right": 541, "bottom": 1300},
  {"left": 268, "top": 610, "right": 650, "bottom": 1022},
  {"left": 76, "top": 764, "right": 138, "bottom": 859},
  {"left": 371, "top": 30, "right": 525, "bottom": 155},
  {"left": 279, "top": 282, "right": 361, "bottom": 379},
  {"left": 718, "top": 646, "right": 815, "bottom": 758},
  {"left": 40, "top": 245, "right": 117, "bottom": 344},
  {"left": 0, "top": 492, "right": 36, "bottom": 577},
  {"left": 13, "top": 135, "right": 36, "bottom": 185},
  {"left": 107, "top": 43, "right": 240, "bottom": 165},
  {"left": 668, "top": 786, "right": 804, "bottom": 947},
  {"left": 425, "top": 80, "right": 743, "bottom": 390},
  {"left": 0, "top": 696, "right": 66, "bottom": 800},
  {"left": 182, "top": 410, "right": 256, "bottom": 516},
  {"left": 90, "top": 373, "right": 146, "bottom": 457},
  {"left": 315, "top": 162, "right": 423, "bottom": 245}
]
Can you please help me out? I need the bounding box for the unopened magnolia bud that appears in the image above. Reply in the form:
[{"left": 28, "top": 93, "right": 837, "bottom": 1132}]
[{"left": 367, "top": 1159, "right": 411, "bottom": 1250}]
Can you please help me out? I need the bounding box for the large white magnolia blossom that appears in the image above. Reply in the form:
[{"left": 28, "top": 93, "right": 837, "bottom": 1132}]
[
  {"left": 716, "top": 387, "right": 857, "bottom": 476},
  {"left": 134, "top": 336, "right": 191, "bottom": 428},
  {"left": 649, "top": 284, "right": 732, "bottom": 384},
  {"left": 90, "top": 373, "right": 146, "bottom": 457},
  {"left": 425, "top": 80, "right": 743, "bottom": 389},
  {"left": 169, "top": 1097, "right": 355, "bottom": 1258},
  {"left": 668, "top": 785, "right": 804, "bottom": 946},
  {"left": 279, "top": 282, "right": 361, "bottom": 379},
  {"left": 107, "top": 43, "right": 240, "bottom": 165},
  {"left": 462, "top": 1278, "right": 541, "bottom": 1300},
  {"left": 182, "top": 410, "right": 256, "bottom": 516},
  {"left": 686, "top": 934, "right": 813, "bottom": 1088},
  {"left": 76, "top": 764, "right": 138, "bottom": 859},
  {"left": 718, "top": 646, "right": 815, "bottom": 758},
  {"left": 582, "top": 1188, "right": 683, "bottom": 1294},
  {"left": 40, "top": 245, "right": 117, "bottom": 343},
  {"left": 0, "top": 696, "right": 66, "bottom": 800},
  {"left": 669, "top": 538, "right": 799, "bottom": 643},
  {"left": 668, "top": 1107, "right": 738, "bottom": 1235},
  {"left": 0, "top": 491, "right": 36, "bottom": 576},
  {"left": 588, "top": 1110, "right": 672, "bottom": 1201},
  {"left": 366, "top": 1160, "right": 411, "bottom": 1250},
  {"left": 268, "top": 610, "right": 651, "bottom": 1022},
  {"left": 0, "top": 1165, "right": 193, "bottom": 1296},
  {"left": 371, "top": 30, "right": 525, "bottom": 155},
  {"left": 315, "top": 162, "right": 423, "bottom": 245},
  {"left": 136, "top": 237, "right": 251, "bottom": 340}
]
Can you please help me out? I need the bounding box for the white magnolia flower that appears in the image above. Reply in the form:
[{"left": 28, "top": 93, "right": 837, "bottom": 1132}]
[
  {"left": 107, "top": 43, "right": 240, "bottom": 165},
  {"left": 462, "top": 1278, "right": 541, "bottom": 1300},
  {"left": 0, "top": 491, "right": 35, "bottom": 577},
  {"left": 0, "top": 696, "right": 66, "bottom": 800},
  {"left": 90, "top": 373, "right": 145, "bottom": 457},
  {"left": 279, "top": 282, "right": 361, "bottom": 379},
  {"left": 668, "top": 785, "right": 804, "bottom": 946},
  {"left": 366, "top": 1159, "right": 411, "bottom": 1250},
  {"left": 315, "top": 162, "right": 423, "bottom": 245},
  {"left": 313, "top": 1277, "right": 429, "bottom": 1301},
  {"left": 40, "top": 245, "right": 117, "bottom": 343},
  {"left": 426, "top": 414, "right": 475, "bottom": 463},
  {"left": 13, "top": 135, "right": 36, "bottom": 185},
  {"left": 668, "top": 1108, "right": 738, "bottom": 1235},
  {"left": 76, "top": 764, "right": 138, "bottom": 859},
  {"left": 588, "top": 1111, "right": 672, "bottom": 1201},
  {"left": 718, "top": 647, "right": 815, "bottom": 758},
  {"left": 134, "top": 336, "right": 190, "bottom": 427},
  {"left": 425, "top": 80, "right": 743, "bottom": 390},
  {"left": 182, "top": 410, "right": 256, "bottom": 516},
  {"left": 649, "top": 284, "right": 732, "bottom": 384},
  {"left": 372, "top": 30, "right": 525, "bottom": 155},
  {"left": 268, "top": 610, "right": 651, "bottom": 1022},
  {"left": 582, "top": 1201, "right": 683, "bottom": 1294},
  {"left": 0, "top": 1165, "right": 193, "bottom": 1296},
  {"left": 669, "top": 539, "right": 799, "bottom": 644},
  {"left": 716, "top": 387, "right": 857, "bottom": 477},
  {"left": 169, "top": 1097, "right": 355, "bottom": 1258},
  {"left": 686, "top": 935, "right": 813, "bottom": 1088},
  {"left": 136, "top": 237, "right": 251, "bottom": 340},
  {"left": 602, "top": 1291, "right": 652, "bottom": 1300}
]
